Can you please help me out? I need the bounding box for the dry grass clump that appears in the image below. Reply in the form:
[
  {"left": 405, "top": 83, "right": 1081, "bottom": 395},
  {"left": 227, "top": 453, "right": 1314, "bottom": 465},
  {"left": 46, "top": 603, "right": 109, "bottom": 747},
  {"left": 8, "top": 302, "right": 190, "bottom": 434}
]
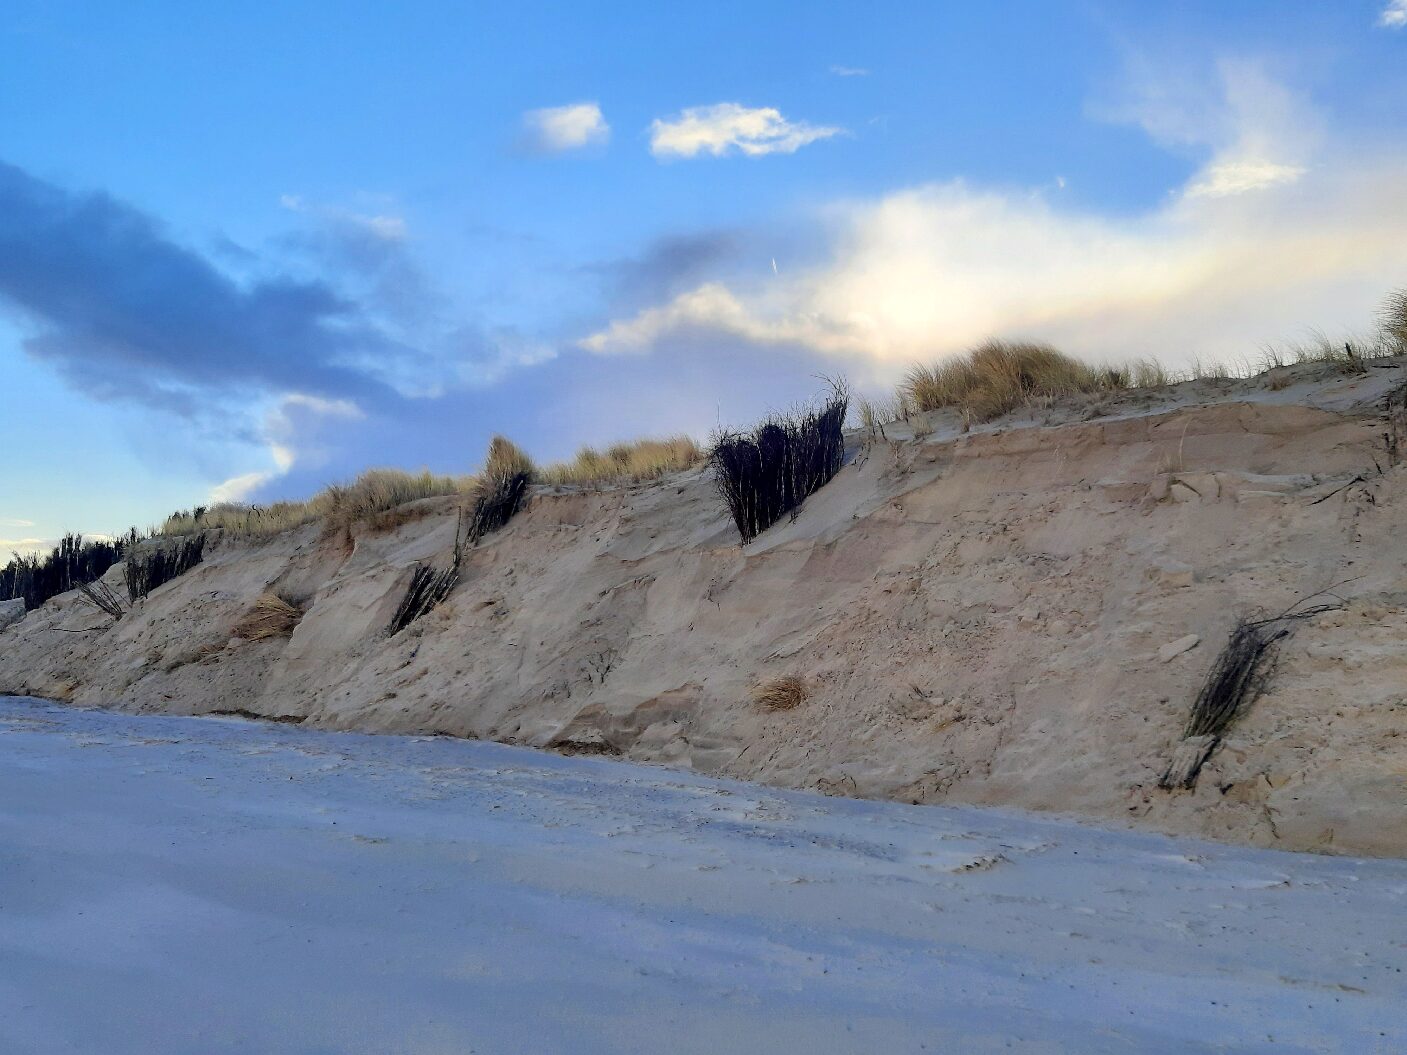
[
  {"left": 538, "top": 435, "right": 703, "bottom": 486},
  {"left": 160, "top": 470, "right": 474, "bottom": 541},
  {"left": 483, "top": 435, "right": 535, "bottom": 480},
  {"left": 901, "top": 340, "right": 1120, "bottom": 422},
  {"left": 751, "top": 674, "right": 810, "bottom": 711},
  {"left": 160, "top": 502, "right": 320, "bottom": 539},
  {"left": 1383, "top": 287, "right": 1407, "bottom": 349},
  {"left": 465, "top": 439, "right": 533, "bottom": 545},
  {"left": 233, "top": 592, "right": 305, "bottom": 640},
  {"left": 387, "top": 437, "right": 534, "bottom": 636},
  {"left": 315, "top": 469, "right": 475, "bottom": 537}
]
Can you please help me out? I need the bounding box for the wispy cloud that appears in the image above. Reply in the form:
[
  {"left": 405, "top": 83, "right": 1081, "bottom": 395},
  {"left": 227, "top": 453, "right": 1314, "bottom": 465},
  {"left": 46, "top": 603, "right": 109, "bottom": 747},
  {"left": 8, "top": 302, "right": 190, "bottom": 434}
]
[
  {"left": 649, "top": 103, "right": 842, "bottom": 159},
  {"left": 1380, "top": 1, "right": 1407, "bottom": 28},
  {"left": 521, "top": 102, "right": 610, "bottom": 153},
  {"left": 0, "top": 518, "right": 35, "bottom": 528},
  {"left": 280, "top": 194, "right": 406, "bottom": 241},
  {"left": 829, "top": 65, "right": 869, "bottom": 77},
  {"left": 1184, "top": 159, "right": 1305, "bottom": 198}
]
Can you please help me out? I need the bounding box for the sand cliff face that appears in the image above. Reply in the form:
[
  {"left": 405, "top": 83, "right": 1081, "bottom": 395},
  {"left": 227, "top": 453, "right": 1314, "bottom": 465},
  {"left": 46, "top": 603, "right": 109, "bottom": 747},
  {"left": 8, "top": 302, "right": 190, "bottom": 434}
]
[{"left": 5, "top": 361, "right": 1407, "bottom": 856}]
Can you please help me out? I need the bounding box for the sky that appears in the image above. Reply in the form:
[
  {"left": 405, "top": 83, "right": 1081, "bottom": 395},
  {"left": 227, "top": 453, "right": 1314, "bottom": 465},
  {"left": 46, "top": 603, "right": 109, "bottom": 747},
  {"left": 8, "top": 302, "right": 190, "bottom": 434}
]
[{"left": 2, "top": 1, "right": 1407, "bottom": 552}]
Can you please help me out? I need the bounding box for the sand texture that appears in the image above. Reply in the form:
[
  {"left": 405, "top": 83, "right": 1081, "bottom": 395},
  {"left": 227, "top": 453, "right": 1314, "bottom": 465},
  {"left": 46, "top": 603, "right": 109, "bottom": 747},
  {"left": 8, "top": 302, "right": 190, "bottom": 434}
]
[{"left": 5, "top": 359, "right": 1407, "bottom": 856}]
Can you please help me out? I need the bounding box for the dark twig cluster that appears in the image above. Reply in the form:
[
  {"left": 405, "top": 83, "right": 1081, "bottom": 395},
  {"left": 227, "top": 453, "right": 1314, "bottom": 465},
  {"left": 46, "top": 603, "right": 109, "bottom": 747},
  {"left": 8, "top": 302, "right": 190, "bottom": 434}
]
[
  {"left": 77, "top": 580, "right": 128, "bottom": 621},
  {"left": 1, "top": 533, "right": 131, "bottom": 610},
  {"left": 125, "top": 535, "right": 207, "bottom": 603},
  {"left": 1160, "top": 587, "right": 1347, "bottom": 789},
  {"left": 710, "top": 380, "right": 848, "bottom": 544}
]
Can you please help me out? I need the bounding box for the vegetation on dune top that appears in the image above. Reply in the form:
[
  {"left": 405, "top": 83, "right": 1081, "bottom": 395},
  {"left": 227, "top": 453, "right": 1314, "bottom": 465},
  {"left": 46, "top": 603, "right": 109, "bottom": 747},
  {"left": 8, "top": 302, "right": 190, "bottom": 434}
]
[
  {"left": 890, "top": 286, "right": 1407, "bottom": 427},
  {"left": 1, "top": 533, "right": 134, "bottom": 611},
  {"left": 537, "top": 435, "right": 703, "bottom": 486}
]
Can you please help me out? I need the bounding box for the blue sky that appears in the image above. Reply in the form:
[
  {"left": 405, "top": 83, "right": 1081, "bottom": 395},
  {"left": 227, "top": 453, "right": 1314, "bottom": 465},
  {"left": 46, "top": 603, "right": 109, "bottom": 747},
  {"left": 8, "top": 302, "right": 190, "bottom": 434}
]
[{"left": 3, "top": 1, "right": 1407, "bottom": 551}]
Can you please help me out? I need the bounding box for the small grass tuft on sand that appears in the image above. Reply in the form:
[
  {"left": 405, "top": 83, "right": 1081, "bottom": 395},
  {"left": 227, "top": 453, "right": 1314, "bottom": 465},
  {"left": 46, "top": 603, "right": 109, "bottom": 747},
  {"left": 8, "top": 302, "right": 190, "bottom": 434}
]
[
  {"left": 750, "top": 674, "right": 810, "bottom": 711},
  {"left": 538, "top": 436, "right": 702, "bottom": 486},
  {"left": 901, "top": 340, "right": 1121, "bottom": 422},
  {"left": 233, "top": 592, "right": 306, "bottom": 641}
]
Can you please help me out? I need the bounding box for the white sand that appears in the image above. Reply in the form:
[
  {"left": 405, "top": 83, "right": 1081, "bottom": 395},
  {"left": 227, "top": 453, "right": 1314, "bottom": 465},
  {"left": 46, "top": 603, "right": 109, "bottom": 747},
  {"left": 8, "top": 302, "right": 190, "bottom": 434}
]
[{"left": 3, "top": 695, "right": 1405, "bottom": 1054}]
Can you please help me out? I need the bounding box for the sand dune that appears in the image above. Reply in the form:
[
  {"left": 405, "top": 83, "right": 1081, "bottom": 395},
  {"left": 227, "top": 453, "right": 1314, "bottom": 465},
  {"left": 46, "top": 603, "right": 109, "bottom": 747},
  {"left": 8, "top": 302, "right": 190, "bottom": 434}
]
[{"left": 4, "top": 358, "right": 1406, "bottom": 856}]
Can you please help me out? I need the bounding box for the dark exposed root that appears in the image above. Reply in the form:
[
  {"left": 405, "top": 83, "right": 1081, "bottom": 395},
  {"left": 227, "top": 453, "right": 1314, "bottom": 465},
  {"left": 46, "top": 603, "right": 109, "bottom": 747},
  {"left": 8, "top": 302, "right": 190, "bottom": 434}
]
[
  {"left": 76, "top": 580, "right": 127, "bottom": 621},
  {"left": 464, "top": 470, "right": 530, "bottom": 544},
  {"left": 1160, "top": 592, "right": 1345, "bottom": 790},
  {"left": 388, "top": 562, "right": 460, "bottom": 636},
  {"left": 710, "top": 380, "right": 848, "bottom": 544},
  {"left": 1, "top": 533, "right": 131, "bottom": 610},
  {"left": 125, "top": 535, "right": 207, "bottom": 603},
  {"left": 387, "top": 467, "right": 531, "bottom": 636}
]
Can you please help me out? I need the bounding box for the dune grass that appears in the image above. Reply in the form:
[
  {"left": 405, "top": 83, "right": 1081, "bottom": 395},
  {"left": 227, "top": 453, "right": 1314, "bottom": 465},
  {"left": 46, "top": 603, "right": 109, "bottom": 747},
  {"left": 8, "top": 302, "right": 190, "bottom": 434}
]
[
  {"left": 901, "top": 340, "right": 1126, "bottom": 423},
  {"left": 160, "top": 470, "right": 476, "bottom": 541},
  {"left": 316, "top": 469, "right": 476, "bottom": 537},
  {"left": 537, "top": 436, "right": 703, "bottom": 486},
  {"left": 1380, "top": 288, "right": 1407, "bottom": 350}
]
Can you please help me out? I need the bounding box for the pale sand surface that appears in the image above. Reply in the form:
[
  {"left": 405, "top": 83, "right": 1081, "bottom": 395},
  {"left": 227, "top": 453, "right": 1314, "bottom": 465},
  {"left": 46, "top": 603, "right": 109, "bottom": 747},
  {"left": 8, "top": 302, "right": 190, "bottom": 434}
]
[{"left": 3, "top": 696, "right": 1405, "bottom": 1054}]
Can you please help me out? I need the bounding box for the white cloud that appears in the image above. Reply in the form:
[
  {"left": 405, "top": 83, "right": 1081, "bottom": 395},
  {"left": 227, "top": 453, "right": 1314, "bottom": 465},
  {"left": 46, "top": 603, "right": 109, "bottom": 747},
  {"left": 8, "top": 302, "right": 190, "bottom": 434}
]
[
  {"left": 209, "top": 472, "right": 271, "bottom": 504},
  {"left": 521, "top": 102, "right": 610, "bottom": 153},
  {"left": 580, "top": 283, "right": 852, "bottom": 356},
  {"left": 1380, "top": 1, "right": 1407, "bottom": 28},
  {"left": 208, "top": 394, "right": 363, "bottom": 505},
  {"left": 649, "top": 103, "right": 842, "bottom": 159},
  {"left": 829, "top": 65, "right": 869, "bottom": 77},
  {"left": 585, "top": 68, "right": 1407, "bottom": 377},
  {"left": 1184, "top": 159, "right": 1306, "bottom": 198},
  {"left": 0, "top": 537, "right": 45, "bottom": 553},
  {"left": 279, "top": 194, "right": 406, "bottom": 241},
  {"left": 0, "top": 518, "right": 34, "bottom": 528}
]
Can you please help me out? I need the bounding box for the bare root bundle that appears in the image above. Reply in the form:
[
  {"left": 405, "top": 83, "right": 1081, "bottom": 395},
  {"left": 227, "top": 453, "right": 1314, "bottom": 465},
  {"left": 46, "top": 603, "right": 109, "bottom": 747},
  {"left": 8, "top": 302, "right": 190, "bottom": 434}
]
[
  {"left": 2, "top": 533, "right": 132, "bottom": 610},
  {"left": 1160, "top": 594, "right": 1344, "bottom": 790},
  {"left": 388, "top": 563, "right": 460, "bottom": 636},
  {"left": 750, "top": 675, "right": 810, "bottom": 711},
  {"left": 465, "top": 469, "right": 531, "bottom": 544},
  {"left": 233, "top": 592, "right": 305, "bottom": 641},
  {"left": 76, "top": 580, "right": 127, "bottom": 621},
  {"left": 711, "top": 381, "right": 848, "bottom": 544},
  {"left": 125, "top": 535, "right": 207, "bottom": 603}
]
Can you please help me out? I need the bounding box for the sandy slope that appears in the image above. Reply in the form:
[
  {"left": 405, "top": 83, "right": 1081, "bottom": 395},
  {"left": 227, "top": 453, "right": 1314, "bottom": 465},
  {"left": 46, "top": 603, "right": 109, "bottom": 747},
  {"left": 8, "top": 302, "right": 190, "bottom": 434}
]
[
  {"left": 3, "top": 696, "right": 1405, "bottom": 1055},
  {"left": 3, "top": 360, "right": 1407, "bottom": 856}
]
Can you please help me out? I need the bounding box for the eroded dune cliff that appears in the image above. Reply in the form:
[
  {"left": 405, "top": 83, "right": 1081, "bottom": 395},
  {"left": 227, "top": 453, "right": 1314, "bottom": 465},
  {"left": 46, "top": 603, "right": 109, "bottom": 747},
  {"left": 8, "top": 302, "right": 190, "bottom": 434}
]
[{"left": 5, "top": 360, "right": 1406, "bottom": 855}]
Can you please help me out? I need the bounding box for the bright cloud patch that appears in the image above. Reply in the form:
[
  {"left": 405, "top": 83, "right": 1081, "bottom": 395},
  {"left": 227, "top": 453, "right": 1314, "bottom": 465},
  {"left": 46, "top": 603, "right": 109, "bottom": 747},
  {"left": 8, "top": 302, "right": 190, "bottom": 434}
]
[
  {"left": 1184, "top": 159, "right": 1306, "bottom": 198},
  {"left": 1381, "top": 1, "right": 1407, "bottom": 28},
  {"left": 521, "top": 102, "right": 610, "bottom": 153},
  {"left": 591, "top": 65, "right": 1407, "bottom": 375},
  {"left": 649, "top": 104, "right": 842, "bottom": 159},
  {"left": 583, "top": 157, "right": 1407, "bottom": 374}
]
